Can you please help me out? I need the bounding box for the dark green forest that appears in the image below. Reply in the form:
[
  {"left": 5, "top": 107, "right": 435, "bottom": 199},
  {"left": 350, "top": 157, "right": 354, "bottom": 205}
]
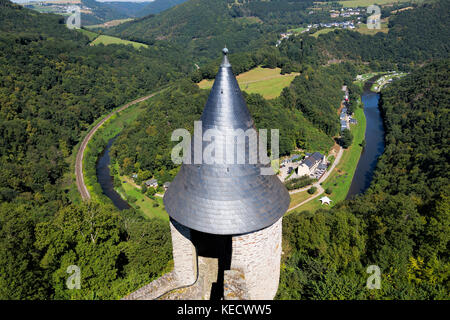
[
  {"left": 106, "top": 0, "right": 338, "bottom": 62},
  {"left": 0, "top": 0, "right": 448, "bottom": 300},
  {"left": 277, "top": 60, "right": 449, "bottom": 299},
  {"left": 0, "top": 0, "right": 182, "bottom": 299}
]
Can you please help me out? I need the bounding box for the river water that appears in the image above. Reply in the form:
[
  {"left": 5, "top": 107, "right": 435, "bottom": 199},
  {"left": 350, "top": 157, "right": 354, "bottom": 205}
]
[
  {"left": 96, "top": 136, "right": 130, "bottom": 210},
  {"left": 346, "top": 81, "right": 385, "bottom": 199}
]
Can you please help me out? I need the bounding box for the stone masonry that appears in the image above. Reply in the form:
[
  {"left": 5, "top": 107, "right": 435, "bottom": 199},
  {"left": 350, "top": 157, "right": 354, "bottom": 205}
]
[{"left": 226, "top": 218, "right": 283, "bottom": 300}]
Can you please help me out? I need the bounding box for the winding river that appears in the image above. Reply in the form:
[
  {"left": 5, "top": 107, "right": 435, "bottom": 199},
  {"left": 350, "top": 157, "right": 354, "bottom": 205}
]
[
  {"left": 346, "top": 79, "right": 385, "bottom": 199},
  {"left": 96, "top": 136, "right": 130, "bottom": 210}
]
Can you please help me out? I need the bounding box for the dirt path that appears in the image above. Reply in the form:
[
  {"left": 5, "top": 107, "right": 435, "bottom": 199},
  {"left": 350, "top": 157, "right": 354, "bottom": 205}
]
[{"left": 75, "top": 92, "right": 161, "bottom": 200}]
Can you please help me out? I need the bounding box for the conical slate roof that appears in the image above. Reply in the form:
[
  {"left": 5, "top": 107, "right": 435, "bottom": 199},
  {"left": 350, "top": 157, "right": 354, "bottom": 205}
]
[{"left": 163, "top": 49, "right": 290, "bottom": 235}]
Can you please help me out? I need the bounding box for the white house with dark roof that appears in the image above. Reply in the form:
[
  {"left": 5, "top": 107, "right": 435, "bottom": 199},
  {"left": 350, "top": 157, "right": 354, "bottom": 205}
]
[
  {"left": 145, "top": 179, "right": 158, "bottom": 188},
  {"left": 297, "top": 152, "right": 326, "bottom": 177}
]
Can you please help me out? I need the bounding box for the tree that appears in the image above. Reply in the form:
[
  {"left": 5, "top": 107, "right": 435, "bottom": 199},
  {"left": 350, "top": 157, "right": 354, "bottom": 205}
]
[{"left": 340, "top": 129, "right": 353, "bottom": 149}]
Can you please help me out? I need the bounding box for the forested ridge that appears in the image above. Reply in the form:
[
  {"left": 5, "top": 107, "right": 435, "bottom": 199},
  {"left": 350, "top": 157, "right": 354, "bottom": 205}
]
[
  {"left": 277, "top": 60, "right": 449, "bottom": 299},
  {"left": 278, "top": 1, "right": 450, "bottom": 70},
  {"left": 106, "top": 0, "right": 334, "bottom": 61},
  {"left": 0, "top": 0, "right": 183, "bottom": 299},
  {"left": 0, "top": 0, "right": 448, "bottom": 300}
]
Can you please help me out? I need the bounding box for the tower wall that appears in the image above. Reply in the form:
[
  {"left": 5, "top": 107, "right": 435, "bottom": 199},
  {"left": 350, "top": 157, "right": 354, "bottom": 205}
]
[
  {"left": 226, "top": 218, "right": 283, "bottom": 300},
  {"left": 170, "top": 219, "right": 197, "bottom": 285}
]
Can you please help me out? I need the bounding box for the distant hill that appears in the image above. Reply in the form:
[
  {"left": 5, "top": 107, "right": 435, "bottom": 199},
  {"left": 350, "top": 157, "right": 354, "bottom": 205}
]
[
  {"left": 102, "top": 0, "right": 188, "bottom": 18},
  {"left": 106, "top": 0, "right": 322, "bottom": 61}
]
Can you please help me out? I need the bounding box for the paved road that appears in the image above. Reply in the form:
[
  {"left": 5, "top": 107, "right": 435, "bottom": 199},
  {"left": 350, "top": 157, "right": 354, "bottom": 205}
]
[
  {"left": 75, "top": 92, "right": 161, "bottom": 200},
  {"left": 287, "top": 145, "right": 343, "bottom": 212}
]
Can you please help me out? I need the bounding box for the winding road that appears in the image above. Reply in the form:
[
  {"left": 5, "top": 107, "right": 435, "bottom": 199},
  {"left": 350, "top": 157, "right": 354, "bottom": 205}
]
[{"left": 75, "top": 92, "right": 161, "bottom": 200}]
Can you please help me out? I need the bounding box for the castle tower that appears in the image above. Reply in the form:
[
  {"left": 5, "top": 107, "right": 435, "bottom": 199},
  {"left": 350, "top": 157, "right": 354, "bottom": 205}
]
[
  {"left": 124, "top": 49, "right": 289, "bottom": 300},
  {"left": 163, "top": 49, "right": 290, "bottom": 300}
]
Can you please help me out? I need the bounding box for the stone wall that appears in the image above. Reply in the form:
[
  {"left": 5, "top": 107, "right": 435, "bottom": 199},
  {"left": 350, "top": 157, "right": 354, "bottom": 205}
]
[
  {"left": 123, "top": 218, "right": 283, "bottom": 300},
  {"left": 227, "top": 218, "right": 282, "bottom": 300},
  {"left": 170, "top": 219, "right": 197, "bottom": 285}
]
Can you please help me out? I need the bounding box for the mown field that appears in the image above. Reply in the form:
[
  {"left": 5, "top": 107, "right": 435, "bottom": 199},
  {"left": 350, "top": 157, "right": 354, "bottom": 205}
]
[
  {"left": 198, "top": 66, "right": 299, "bottom": 99},
  {"left": 90, "top": 35, "right": 148, "bottom": 49},
  {"left": 311, "top": 28, "right": 338, "bottom": 38},
  {"left": 337, "top": 0, "right": 418, "bottom": 7},
  {"left": 321, "top": 107, "right": 366, "bottom": 202}
]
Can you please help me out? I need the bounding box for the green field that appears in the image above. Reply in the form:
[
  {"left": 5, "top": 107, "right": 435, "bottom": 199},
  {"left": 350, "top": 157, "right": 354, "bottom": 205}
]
[
  {"left": 321, "top": 107, "right": 366, "bottom": 202},
  {"left": 116, "top": 172, "right": 169, "bottom": 221},
  {"left": 90, "top": 35, "right": 148, "bottom": 49},
  {"left": 289, "top": 190, "right": 315, "bottom": 209},
  {"left": 311, "top": 28, "right": 338, "bottom": 38},
  {"left": 78, "top": 28, "right": 99, "bottom": 41},
  {"left": 198, "top": 66, "right": 299, "bottom": 99},
  {"left": 337, "top": 0, "right": 418, "bottom": 7},
  {"left": 356, "top": 21, "right": 389, "bottom": 35},
  {"left": 288, "top": 27, "right": 307, "bottom": 34}
]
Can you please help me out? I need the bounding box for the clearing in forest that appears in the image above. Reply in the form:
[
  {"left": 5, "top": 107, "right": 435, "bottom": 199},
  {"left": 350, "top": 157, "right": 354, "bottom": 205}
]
[{"left": 198, "top": 66, "right": 299, "bottom": 99}]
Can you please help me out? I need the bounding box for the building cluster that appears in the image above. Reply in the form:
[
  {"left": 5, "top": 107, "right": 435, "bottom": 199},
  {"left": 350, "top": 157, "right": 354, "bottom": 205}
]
[
  {"left": 340, "top": 85, "right": 357, "bottom": 131},
  {"left": 131, "top": 173, "right": 171, "bottom": 191},
  {"left": 306, "top": 20, "right": 359, "bottom": 31},
  {"left": 279, "top": 152, "right": 328, "bottom": 181},
  {"left": 329, "top": 7, "right": 364, "bottom": 18}
]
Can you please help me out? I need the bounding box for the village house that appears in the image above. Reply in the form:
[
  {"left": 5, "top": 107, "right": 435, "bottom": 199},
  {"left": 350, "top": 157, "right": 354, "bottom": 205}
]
[
  {"left": 297, "top": 152, "right": 327, "bottom": 177},
  {"left": 145, "top": 179, "right": 158, "bottom": 188}
]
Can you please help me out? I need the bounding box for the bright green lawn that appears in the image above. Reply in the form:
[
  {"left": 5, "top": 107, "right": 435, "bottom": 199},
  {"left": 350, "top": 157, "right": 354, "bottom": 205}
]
[
  {"left": 78, "top": 28, "right": 99, "bottom": 41},
  {"left": 118, "top": 178, "right": 169, "bottom": 221},
  {"left": 311, "top": 28, "right": 338, "bottom": 38},
  {"left": 337, "top": 0, "right": 418, "bottom": 7},
  {"left": 322, "top": 107, "right": 366, "bottom": 203},
  {"left": 90, "top": 35, "right": 148, "bottom": 49},
  {"left": 198, "top": 66, "right": 299, "bottom": 99},
  {"left": 288, "top": 27, "right": 307, "bottom": 33},
  {"left": 289, "top": 190, "right": 315, "bottom": 210}
]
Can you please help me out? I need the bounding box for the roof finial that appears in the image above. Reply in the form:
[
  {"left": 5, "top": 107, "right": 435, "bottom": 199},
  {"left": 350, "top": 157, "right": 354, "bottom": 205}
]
[{"left": 221, "top": 46, "right": 231, "bottom": 67}]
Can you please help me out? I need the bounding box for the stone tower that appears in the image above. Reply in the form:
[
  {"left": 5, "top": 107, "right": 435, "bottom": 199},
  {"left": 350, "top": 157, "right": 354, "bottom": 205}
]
[{"left": 124, "top": 49, "right": 290, "bottom": 300}]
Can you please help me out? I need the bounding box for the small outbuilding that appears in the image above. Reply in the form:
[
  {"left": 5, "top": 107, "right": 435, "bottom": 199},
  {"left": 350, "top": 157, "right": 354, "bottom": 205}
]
[{"left": 145, "top": 179, "right": 158, "bottom": 188}]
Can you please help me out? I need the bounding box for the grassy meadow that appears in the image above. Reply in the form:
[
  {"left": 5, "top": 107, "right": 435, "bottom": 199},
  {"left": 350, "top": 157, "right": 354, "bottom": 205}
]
[
  {"left": 90, "top": 35, "right": 148, "bottom": 49},
  {"left": 337, "top": 0, "right": 418, "bottom": 7},
  {"left": 115, "top": 171, "right": 169, "bottom": 221},
  {"left": 198, "top": 66, "right": 299, "bottom": 99}
]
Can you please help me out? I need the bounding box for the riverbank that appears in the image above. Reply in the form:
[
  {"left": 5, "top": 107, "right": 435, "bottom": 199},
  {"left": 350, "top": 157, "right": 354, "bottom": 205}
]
[{"left": 287, "top": 105, "right": 366, "bottom": 214}]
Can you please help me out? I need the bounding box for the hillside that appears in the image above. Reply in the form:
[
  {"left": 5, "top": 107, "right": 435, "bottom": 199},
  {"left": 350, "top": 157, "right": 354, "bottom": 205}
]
[
  {"left": 106, "top": 0, "right": 324, "bottom": 61},
  {"left": 279, "top": 1, "right": 450, "bottom": 69},
  {"left": 278, "top": 59, "right": 450, "bottom": 300}
]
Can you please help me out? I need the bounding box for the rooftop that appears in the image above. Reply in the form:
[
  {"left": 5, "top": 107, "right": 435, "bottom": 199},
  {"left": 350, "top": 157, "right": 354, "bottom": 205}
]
[{"left": 163, "top": 49, "right": 290, "bottom": 235}]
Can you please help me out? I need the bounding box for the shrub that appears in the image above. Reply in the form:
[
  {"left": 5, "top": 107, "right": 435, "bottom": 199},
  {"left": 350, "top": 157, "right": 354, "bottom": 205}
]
[{"left": 308, "top": 186, "right": 317, "bottom": 194}]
